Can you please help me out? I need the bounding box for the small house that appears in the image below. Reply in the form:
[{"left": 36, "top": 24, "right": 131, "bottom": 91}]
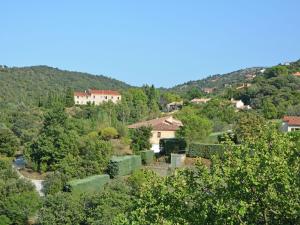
[{"left": 282, "top": 116, "right": 300, "bottom": 132}]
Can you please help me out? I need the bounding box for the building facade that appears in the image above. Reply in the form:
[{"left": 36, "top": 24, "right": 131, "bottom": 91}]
[
  {"left": 128, "top": 116, "right": 183, "bottom": 153},
  {"left": 74, "top": 89, "right": 121, "bottom": 105},
  {"left": 282, "top": 116, "right": 300, "bottom": 132}
]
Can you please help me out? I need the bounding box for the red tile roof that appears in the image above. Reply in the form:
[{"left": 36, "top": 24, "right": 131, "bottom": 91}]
[
  {"left": 293, "top": 72, "right": 300, "bottom": 77},
  {"left": 283, "top": 116, "right": 300, "bottom": 126},
  {"left": 74, "top": 91, "right": 89, "bottom": 97},
  {"left": 89, "top": 89, "right": 121, "bottom": 96},
  {"left": 128, "top": 116, "right": 183, "bottom": 131}
]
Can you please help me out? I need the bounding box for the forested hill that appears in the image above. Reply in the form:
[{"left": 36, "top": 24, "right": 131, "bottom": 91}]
[
  {"left": 0, "top": 65, "right": 131, "bottom": 105},
  {"left": 170, "top": 67, "right": 264, "bottom": 94}
]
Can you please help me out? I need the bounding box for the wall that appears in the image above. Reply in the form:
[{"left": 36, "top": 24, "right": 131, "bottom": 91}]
[
  {"left": 74, "top": 94, "right": 121, "bottom": 105},
  {"left": 150, "top": 130, "right": 176, "bottom": 145}
]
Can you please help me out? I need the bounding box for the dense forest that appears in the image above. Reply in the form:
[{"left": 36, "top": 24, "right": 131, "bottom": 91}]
[{"left": 0, "top": 60, "right": 299, "bottom": 224}]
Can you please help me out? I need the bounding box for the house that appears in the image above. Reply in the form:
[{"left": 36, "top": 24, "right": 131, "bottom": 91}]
[
  {"left": 293, "top": 72, "right": 300, "bottom": 77},
  {"left": 190, "top": 98, "right": 211, "bottom": 104},
  {"left": 282, "top": 116, "right": 300, "bottom": 132},
  {"left": 74, "top": 89, "right": 121, "bottom": 105},
  {"left": 203, "top": 88, "right": 215, "bottom": 94},
  {"left": 166, "top": 101, "right": 183, "bottom": 112},
  {"left": 230, "top": 98, "right": 251, "bottom": 110},
  {"left": 128, "top": 116, "right": 183, "bottom": 153},
  {"left": 236, "top": 83, "right": 252, "bottom": 90}
]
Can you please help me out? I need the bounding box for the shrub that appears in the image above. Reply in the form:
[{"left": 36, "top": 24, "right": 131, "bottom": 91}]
[
  {"left": 159, "top": 138, "right": 187, "bottom": 156},
  {"left": 140, "top": 150, "right": 154, "bottom": 165},
  {"left": 107, "top": 155, "right": 142, "bottom": 178},
  {"left": 100, "top": 127, "right": 118, "bottom": 140},
  {"left": 187, "top": 143, "right": 225, "bottom": 159}
]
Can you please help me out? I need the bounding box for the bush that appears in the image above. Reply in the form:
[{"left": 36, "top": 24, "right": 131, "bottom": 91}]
[
  {"left": 159, "top": 138, "right": 187, "bottom": 156},
  {"left": 187, "top": 143, "right": 225, "bottom": 159},
  {"left": 107, "top": 155, "right": 142, "bottom": 178},
  {"left": 100, "top": 127, "right": 118, "bottom": 140},
  {"left": 67, "top": 174, "right": 110, "bottom": 195},
  {"left": 140, "top": 150, "right": 154, "bottom": 165}
]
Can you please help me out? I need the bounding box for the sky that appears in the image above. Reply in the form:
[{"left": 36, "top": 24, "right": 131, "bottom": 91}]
[{"left": 1, "top": 1, "right": 300, "bottom": 87}]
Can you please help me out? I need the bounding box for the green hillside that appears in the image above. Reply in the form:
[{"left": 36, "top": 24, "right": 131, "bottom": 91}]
[
  {"left": 0, "top": 65, "right": 131, "bottom": 105},
  {"left": 170, "top": 67, "right": 264, "bottom": 94}
]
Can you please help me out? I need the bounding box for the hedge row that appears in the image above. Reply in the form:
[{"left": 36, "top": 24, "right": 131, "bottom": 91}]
[
  {"left": 140, "top": 150, "right": 154, "bottom": 165},
  {"left": 67, "top": 174, "right": 110, "bottom": 195},
  {"left": 159, "top": 138, "right": 187, "bottom": 155},
  {"left": 187, "top": 143, "right": 225, "bottom": 159},
  {"left": 107, "top": 155, "right": 142, "bottom": 178}
]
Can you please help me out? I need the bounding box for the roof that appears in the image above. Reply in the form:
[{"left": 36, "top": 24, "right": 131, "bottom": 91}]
[
  {"left": 89, "top": 89, "right": 121, "bottom": 96},
  {"left": 74, "top": 89, "right": 121, "bottom": 96},
  {"left": 190, "top": 98, "right": 211, "bottom": 103},
  {"left": 128, "top": 116, "right": 183, "bottom": 131},
  {"left": 293, "top": 72, "right": 300, "bottom": 77},
  {"left": 283, "top": 116, "right": 300, "bottom": 126}
]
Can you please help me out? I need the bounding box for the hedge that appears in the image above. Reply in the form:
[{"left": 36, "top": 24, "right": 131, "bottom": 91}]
[
  {"left": 159, "top": 138, "right": 187, "bottom": 156},
  {"left": 187, "top": 143, "right": 225, "bottom": 159},
  {"left": 67, "top": 174, "right": 110, "bottom": 195},
  {"left": 107, "top": 155, "right": 142, "bottom": 178},
  {"left": 140, "top": 150, "right": 154, "bottom": 165}
]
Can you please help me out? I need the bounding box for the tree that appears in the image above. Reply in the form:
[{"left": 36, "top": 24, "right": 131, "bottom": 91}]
[
  {"left": 38, "top": 193, "right": 84, "bottom": 225},
  {"left": 0, "top": 157, "right": 41, "bottom": 225},
  {"left": 65, "top": 87, "right": 75, "bottom": 107},
  {"left": 100, "top": 127, "right": 119, "bottom": 140},
  {"left": 129, "top": 126, "right": 152, "bottom": 153},
  {"left": 176, "top": 114, "right": 212, "bottom": 144},
  {"left": 0, "top": 127, "right": 20, "bottom": 156},
  {"left": 233, "top": 112, "right": 267, "bottom": 143},
  {"left": 118, "top": 127, "right": 300, "bottom": 224}
]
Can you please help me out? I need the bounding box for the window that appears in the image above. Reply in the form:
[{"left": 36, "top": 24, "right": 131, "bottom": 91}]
[
  {"left": 111, "top": 96, "right": 113, "bottom": 99},
  {"left": 105, "top": 96, "right": 108, "bottom": 99},
  {"left": 117, "top": 97, "right": 120, "bottom": 100},
  {"left": 77, "top": 96, "right": 79, "bottom": 99},
  {"left": 93, "top": 95, "right": 95, "bottom": 99},
  {"left": 157, "top": 132, "right": 161, "bottom": 138}
]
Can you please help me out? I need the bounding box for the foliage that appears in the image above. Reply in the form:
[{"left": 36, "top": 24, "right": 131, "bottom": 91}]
[
  {"left": 187, "top": 143, "right": 225, "bottom": 159},
  {"left": 42, "top": 172, "right": 68, "bottom": 195},
  {"left": 100, "top": 127, "right": 119, "bottom": 140},
  {"left": 0, "top": 157, "right": 41, "bottom": 225},
  {"left": 118, "top": 127, "right": 300, "bottom": 224},
  {"left": 0, "top": 127, "right": 20, "bottom": 156},
  {"left": 140, "top": 150, "right": 154, "bottom": 165},
  {"left": 159, "top": 138, "right": 187, "bottom": 155},
  {"left": 129, "top": 126, "right": 152, "bottom": 153},
  {"left": 176, "top": 113, "right": 212, "bottom": 144},
  {"left": 233, "top": 112, "right": 267, "bottom": 143},
  {"left": 107, "top": 155, "right": 142, "bottom": 178}
]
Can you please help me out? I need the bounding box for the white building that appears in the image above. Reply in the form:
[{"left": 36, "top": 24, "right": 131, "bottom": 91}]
[
  {"left": 74, "top": 89, "right": 121, "bottom": 105},
  {"left": 282, "top": 116, "right": 300, "bottom": 132},
  {"left": 230, "top": 98, "right": 251, "bottom": 110}
]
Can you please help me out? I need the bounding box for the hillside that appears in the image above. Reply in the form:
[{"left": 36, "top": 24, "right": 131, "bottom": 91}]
[
  {"left": 170, "top": 67, "right": 264, "bottom": 94},
  {"left": 0, "top": 65, "right": 131, "bottom": 105}
]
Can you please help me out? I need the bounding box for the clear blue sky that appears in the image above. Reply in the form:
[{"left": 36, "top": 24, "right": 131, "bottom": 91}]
[{"left": 1, "top": 1, "right": 300, "bottom": 87}]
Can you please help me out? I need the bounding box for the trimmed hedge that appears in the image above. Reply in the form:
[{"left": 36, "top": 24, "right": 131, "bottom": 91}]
[
  {"left": 107, "top": 155, "right": 142, "bottom": 178},
  {"left": 187, "top": 143, "right": 225, "bottom": 159},
  {"left": 140, "top": 150, "right": 154, "bottom": 165},
  {"left": 159, "top": 138, "right": 187, "bottom": 156},
  {"left": 67, "top": 174, "right": 110, "bottom": 195}
]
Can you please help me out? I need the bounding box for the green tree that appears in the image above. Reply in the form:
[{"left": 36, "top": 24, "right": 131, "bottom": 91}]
[
  {"left": 0, "top": 128, "right": 20, "bottom": 156},
  {"left": 65, "top": 87, "right": 75, "bottom": 107},
  {"left": 129, "top": 126, "right": 152, "bottom": 153}
]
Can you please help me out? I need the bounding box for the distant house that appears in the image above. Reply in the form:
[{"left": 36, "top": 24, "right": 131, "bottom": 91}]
[
  {"left": 166, "top": 101, "right": 183, "bottom": 112},
  {"left": 236, "top": 83, "right": 252, "bottom": 90},
  {"left": 74, "top": 89, "right": 121, "bottom": 105},
  {"left": 282, "top": 116, "right": 300, "bottom": 132},
  {"left": 203, "top": 88, "right": 215, "bottom": 94},
  {"left": 293, "top": 72, "right": 300, "bottom": 77},
  {"left": 230, "top": 98, "right": 251, "bottom": 110},
  {"left": 190, "top": 98, "right": 211, "bottom": 104},
  {"left": 128, "top": 116, "right": 183, "bottom": 153}
]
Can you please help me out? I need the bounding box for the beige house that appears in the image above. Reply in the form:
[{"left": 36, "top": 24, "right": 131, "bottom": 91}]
[
  {"left": 74, "top": 89, "right": 121, "bottom": 105},
  {"left": 128, "top": 116, "right": 183, "bottom": 153},
  {"left": 190, "top": 98, "right": 211, "bottom": 104},
  {"left": 282, "top": 116, "right": 300, "bottom": 132}
]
